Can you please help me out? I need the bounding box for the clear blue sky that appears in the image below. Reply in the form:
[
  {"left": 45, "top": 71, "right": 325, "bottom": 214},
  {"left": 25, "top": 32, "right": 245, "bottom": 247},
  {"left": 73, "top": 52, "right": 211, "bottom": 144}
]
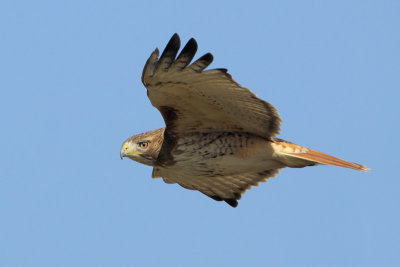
[{"left": 1, "top": 0, "right": 399, "bottom": 266}]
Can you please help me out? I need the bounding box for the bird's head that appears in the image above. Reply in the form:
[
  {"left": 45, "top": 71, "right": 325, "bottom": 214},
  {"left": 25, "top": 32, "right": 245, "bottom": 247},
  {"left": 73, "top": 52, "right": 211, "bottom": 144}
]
[{"left": 120, "top": 128, "right": 165, "bottom": 166}]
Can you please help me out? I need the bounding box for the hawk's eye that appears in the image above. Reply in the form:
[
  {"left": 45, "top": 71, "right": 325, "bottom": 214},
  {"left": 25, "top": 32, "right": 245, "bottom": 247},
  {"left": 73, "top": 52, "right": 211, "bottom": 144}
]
[{"left": 138, "top": 141, "right": 149, "bottom": 149}]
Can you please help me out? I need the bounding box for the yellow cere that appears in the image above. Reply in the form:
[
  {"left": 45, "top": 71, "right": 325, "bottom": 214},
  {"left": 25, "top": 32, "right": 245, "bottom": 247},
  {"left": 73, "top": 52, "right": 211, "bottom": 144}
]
[{"left": 123, "top": 144, "right": 129, "bottom": 151}]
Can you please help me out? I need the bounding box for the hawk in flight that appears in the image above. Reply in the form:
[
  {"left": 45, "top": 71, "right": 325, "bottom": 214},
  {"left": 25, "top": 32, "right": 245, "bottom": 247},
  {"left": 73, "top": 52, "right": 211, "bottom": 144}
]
[{"left": 120, "top": 33, "right": 368, "bottom": 207}]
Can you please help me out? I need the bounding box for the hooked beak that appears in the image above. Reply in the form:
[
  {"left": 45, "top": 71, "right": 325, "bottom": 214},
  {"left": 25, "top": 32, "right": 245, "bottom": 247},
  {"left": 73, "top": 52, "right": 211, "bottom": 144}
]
[
  {"left": 120, "top": 146, "right": 142, "bottom": 159},
  {"left": 120, "top": 143, "right": 129, "bottom": 160}
]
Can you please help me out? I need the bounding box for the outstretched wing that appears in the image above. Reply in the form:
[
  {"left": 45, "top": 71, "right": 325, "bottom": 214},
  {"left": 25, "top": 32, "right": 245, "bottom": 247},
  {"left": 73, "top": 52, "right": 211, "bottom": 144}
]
[
  {"left": 141, "top": 33, "right": 281, "bottom": 139},
  {"left": 158, "top": 169, "right": 281, "bottom": 207}
]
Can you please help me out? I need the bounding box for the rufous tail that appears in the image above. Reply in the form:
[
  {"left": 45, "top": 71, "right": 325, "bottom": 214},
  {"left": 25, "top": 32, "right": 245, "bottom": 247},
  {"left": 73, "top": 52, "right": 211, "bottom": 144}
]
[{"left": 272, "top": 140, "right": 369, "bottom": 172}]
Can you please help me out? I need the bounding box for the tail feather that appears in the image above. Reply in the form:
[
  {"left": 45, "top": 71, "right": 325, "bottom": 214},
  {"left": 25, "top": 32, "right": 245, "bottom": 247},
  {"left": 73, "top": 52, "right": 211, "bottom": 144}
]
[{"left": 272, "top": 141, "right": 369, "bottom": 172}]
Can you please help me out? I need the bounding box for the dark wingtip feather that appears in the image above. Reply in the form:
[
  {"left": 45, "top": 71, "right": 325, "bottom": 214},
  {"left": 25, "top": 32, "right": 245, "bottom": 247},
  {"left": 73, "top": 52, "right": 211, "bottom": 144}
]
[
  {"left": 157, "top": 34, "right": 181, "bottom": 71},
  {"left": 225, "top": 199, "right": 238, "bottom": 208},
  {"left": 181, "top": 38, "right": 198, "bottom": 58},
  {"left": 172, "top": 38, "right": 198, "bottom": 70},
  {"left": 172, "top": 33, "right": 179, "bottom": 39},
  {"left": 187, "top": 52, "right": 214, "bottom": 72},
  {"left": 160, "top": 33, "right": 180, "bottom": 58},
  {"left": 206, "top": 194, "right": 239, "bottom": 208},
  {"left": 199, "top": 53, "right": 213, "bottom": 64}
]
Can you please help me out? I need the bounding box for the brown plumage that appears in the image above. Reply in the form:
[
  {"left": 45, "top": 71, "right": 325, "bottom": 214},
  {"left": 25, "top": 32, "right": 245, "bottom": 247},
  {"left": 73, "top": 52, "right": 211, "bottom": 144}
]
[{"left": 120, "top": 33, "right": 369, "bottom": 207}]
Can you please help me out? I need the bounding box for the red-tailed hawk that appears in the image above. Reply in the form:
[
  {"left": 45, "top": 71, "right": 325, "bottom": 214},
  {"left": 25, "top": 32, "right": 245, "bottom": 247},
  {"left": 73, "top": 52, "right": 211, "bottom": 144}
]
[{"left": 120, "top": 34, "right": 368, "bottom": 207}]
